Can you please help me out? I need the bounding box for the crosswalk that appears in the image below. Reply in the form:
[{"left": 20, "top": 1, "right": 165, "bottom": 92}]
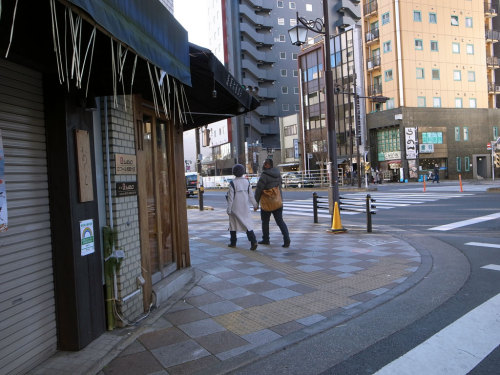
[{"left": 282, "top": 191, "right": 474, "bottom": 218}]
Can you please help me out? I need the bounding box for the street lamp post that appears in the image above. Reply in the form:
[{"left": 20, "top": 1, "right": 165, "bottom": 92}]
[{"left": 289, "top": 1, "right": 340, "bottom": 207}]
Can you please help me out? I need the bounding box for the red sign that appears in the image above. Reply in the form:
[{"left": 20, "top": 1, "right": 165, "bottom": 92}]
[{"left": 487, "top": 142, "right": 492, "bottom": 150}]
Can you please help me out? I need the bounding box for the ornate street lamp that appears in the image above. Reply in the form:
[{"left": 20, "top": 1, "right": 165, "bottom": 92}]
[{"left": 288, "top": 3, "right": 340, "bottom": 208}]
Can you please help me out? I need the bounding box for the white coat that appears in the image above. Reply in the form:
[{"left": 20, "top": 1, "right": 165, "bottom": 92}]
[{"left": 227, "top": 177, "right": 258, "bottom": 232}]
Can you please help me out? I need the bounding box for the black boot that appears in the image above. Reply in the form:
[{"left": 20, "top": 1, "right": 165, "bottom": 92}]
[
  {"left": 247, "top": 230, "right": 258, "bottom": 251},
  {"left": 228, "top": 231, "right": 237, "bottom": 248}
]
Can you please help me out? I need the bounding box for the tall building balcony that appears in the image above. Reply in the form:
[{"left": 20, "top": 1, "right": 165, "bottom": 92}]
[
  {"left": 363, "top": 0, "right": 378, "bottom": 17},
  {"left": 365, "top": 27, "right": 379, "bottom": 44},
  {"left": 366, "top": 55, "right": 381, "bottom": 71},
  {"left": 367, "top": 83, "right": 383, "bottom": 97},
  {"left": 488, "top": 80, "right": 500, "bottom": 93},
  {"left": 487, "top": 56, "right": 500, "bottom": 68},
  {"left": 485, "top": 29, "right": 500, "bottom": 42},
  {"left": 484, "top": 2, "right": 498, "bottom": 17}
]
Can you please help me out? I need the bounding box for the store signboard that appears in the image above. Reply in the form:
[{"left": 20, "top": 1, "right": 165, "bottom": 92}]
[
  {"left": 405, "top": 127, "right": 418, "bottom": 159},
  {"left": 80, "top": 219, "right": 95, "bottom": 256},
  {"left": 420, "top": 144, "right": 434, "bottom": 153}
]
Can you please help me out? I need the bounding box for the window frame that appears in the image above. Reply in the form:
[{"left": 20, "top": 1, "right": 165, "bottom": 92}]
[
  {"left": 463, "top": 126, "right": 469, "bottom": 141},
  {"left": 432, "top": 69, "right": 440, "bottom": 80},
  {"left": 466, "top": 44, "right": 474, "bottom": 55},
  {"left": 465, "top": 17, "right": 473, "bottom": 28},
  {"left": 415, "top": 39, "right": 423, "bottom": 50},
  {"left": 289, "top": 2, "right": 296, "bottom": 10},
  {"left": 382, "top": 12, "right": 390, "bottom": 25},
  {"left": 494, "top": 126, "right": 499, "bottom": 139},
  {"left": 280, "top": 52, "right": 286, "bottom": 59},
  {"left": 429, "top": 12, "right": 437, "bottom": 23},
  {"left": 385, "top": 69, "right": 393, "bottom": 81},
  {"left": 383, "top": 40, "right": 392, "bottom": 53},
  {"left": 465, "top": 156, "right": 470, "bottom": 172},
  {"left": 456, "top": 157, "right": 462, "bottom": 172},
  {"left": 416, "top": 67, "right": 425, "bottom": 79},
  {"left": 455, "top": 98, "right": 463, "bottom": 108},
  {"left": 277, "top": 0, "right": 284, "bottom": 8},
  {"left": 414, "top": 10, "right": 422, "bottom": 22},
  {"left": 451, "top": 15, "right": 459, "bottom": 26},
  {"left": 433, "top": 97, "right": 441, "bottom": 107},
  {"left": 452, "top": 42, "right": 460, "bottom": 54},
  {"left": 431, "top": 40, "right": 439, "bottom": 51},
  {"left": 455, "top": 126, "right": 461, "bottom": 141},
  {"left": 281, "top": 86, "right": 288, "bottom": 94},
  {"left": 453, "top": 70, "right": 462, "bottom": 81},
  {"left": 417, "top": 96, "right": 426, "bottom": 107},
  {"left": 469, "top": 98, "right": 477, "bottom": 108},
  {"left": 277, "top": 17, "right": 285, "bottom": 25},
  {"left": 468, "top": 71, "right": 475, "bottom": 82},
  {"left": 280, "top": 69, "right": 287, "bottom": 77}
]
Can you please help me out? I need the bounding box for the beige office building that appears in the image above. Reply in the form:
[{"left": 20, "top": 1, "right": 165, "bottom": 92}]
[{"left": 361, "top": 0, "right": 500, "bottom": 180}]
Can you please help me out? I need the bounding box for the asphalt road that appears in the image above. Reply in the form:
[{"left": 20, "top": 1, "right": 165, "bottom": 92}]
[{"left": 189, "top": 182, "right": 500, "bottom": 374}]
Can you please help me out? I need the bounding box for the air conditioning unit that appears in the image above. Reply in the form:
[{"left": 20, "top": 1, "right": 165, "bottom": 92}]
[
  {"left": 489, "top": 8, "right": 496, "bottom": 14},
  {"left": 367, "top": 61, "right": 373, "bottom": 69}
]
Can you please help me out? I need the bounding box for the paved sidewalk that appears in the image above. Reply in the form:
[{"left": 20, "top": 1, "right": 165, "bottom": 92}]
[
  {"left": 99, "top": 208, "right": 421, "bottom": 375},
  {"left": 30, "top": 207, "right": 423, "bottom": 375}
]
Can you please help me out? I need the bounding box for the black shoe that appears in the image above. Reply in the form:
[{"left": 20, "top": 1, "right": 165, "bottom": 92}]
[
  {"left": 258, "top": 240, "right": 270, "bottom": 245},
  {"left": 228, "top": 243, "right": 236, "bottom": 248},
  {"left": 282, "top": 241, "right": 290, "bottom": 248},
  {"left": 250, "top": 243, "right": 258, "bottom": 251}
]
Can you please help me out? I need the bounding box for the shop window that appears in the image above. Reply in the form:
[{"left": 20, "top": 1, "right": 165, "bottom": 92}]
[
  {"left": 422, "top": 132, "right": 443, "bottom": 143},
  {"left": 465, "top": 156, "right": 470, "bottom": 172}
]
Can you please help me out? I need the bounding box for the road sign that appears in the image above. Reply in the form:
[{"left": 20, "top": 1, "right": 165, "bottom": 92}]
[{"left": 487, "top": 142, "right": 491, "bottom": 150}]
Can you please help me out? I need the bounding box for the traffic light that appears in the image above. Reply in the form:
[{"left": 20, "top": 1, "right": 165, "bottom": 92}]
[{"left": 495, "top": 153, "right": 500, "bottom": 168}]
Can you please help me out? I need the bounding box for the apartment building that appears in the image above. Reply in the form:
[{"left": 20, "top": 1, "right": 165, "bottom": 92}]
[{"left": 362, "top": 0, "right": 500, "bottom": 180}]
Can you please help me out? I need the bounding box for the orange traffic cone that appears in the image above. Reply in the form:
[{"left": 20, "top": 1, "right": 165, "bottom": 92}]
[{"left": 328, "top": 201, "right": 347, "bottom": 234}]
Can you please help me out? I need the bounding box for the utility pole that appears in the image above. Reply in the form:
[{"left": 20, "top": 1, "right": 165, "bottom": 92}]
[{"left": 195, "top": 127, "right": 204, "bottom": 211}]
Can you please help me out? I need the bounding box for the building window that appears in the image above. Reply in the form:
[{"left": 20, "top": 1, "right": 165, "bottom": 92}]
[
  {"left": 469, "top": 98, "right": 477, "bottom": 108},
  {"left": 451, "top": 15, "right": 459, "bottom": 26},
  {"left": 294, "top": 87, "right": 299, "bottom": 94},
  {"left": 290, "top": 18, "right": 297, "bottom": 26},
  {"left": 292, "top": 53, "right": 298, "bottom": 60},
  {"left": 429, "top": 12, "right": 437, "bottom": 23},
  {"left": 382, "top": 12, "right": 390, "bottom": 25},
  {"left": 385, "top": 69, "right": 393, "bottom": 81},
  {"left": 415, "top": 39, "right": 423, "bottom": 50},
  {"left": 494, "top": 126, "right": 499, "bottom": 139},
  {"left": 306, "top": 3, "right": 312, "bottom": 11},
  {"left": 456, "top": 157, "right": 462, "bottom": 172},
  {"left": 280, "top": 52, "right": 286, "bottom": 59},
  {"left": 452, "top": 42, "right": 460, "bottom": 53},
  {"left": 465, "top": 156, "right": 470, "bottom": 172},
  {"left": 416, "top": 68, "right": 424, "bottom": 79},
  {"left": 466, "top": 44, "right": 474, "bottom": 54},
  {"left": 432, "top": 69, "right": 440, "bottom": 80},
  {"left": 386, "top": 98, "right": 395, "bottom": 109},
  {"left": 284, "top": 124, "right": 297, "bottom": 136},
  {"left": 414, "top": 10, "right": 422, "bottom": 22},
  {"left": 455, "top": 98, "right": 463, "bottom": 108},
  {"left": 282, "top": 103, "right": 289, "bottom": 111},
  {"left": 463, "top": 127, "right": 469, "bottom": 141},
  {"left": 455, "top": 126, "right": 461, "bottom": 141},
  {"left": 285, "top": 148, "right": 294, "bottom": 158},
  {"left": 465, "top": 17, "right": 473, "bottom": 28},
  {"left": 293, "top": 70, "right": 298, "bottom": 77},
  {"left": 453, "top": 70, "right": 461, "bottom": 81},
  {"left": 279, "top": 35, "right": 286, "bottom": 42},
  {"left": 383, "top": 41, "right": 392, "bottom": 53},
  {"left": 278, "top": 18, "right": 285, "bottom": 25},
  {"left": 417, "top": 96, "right": 426, "bottom": 107},
  {"left": 431, "top": 40, "right": 438, "bottom": 51},
  {"left": 277, "top": 0, "right": 284, "bottom": 8},
  {"left": 433, "top": 97, "right": 441, "bottom": 107},
  {"left": 289, "top": 2, "right": 296, "bottom": 9},
  {"left": 295, "top": 104, "right": 300, "bottom": 111},
  {"left": 281, "top": 86, "right": 288, "bottom": 94},
  {"left": 280, "top": 69, "right": 287, "bottom": 77},
  {"left": 468, "top": 71, "right": 475, "bottom": 82}
]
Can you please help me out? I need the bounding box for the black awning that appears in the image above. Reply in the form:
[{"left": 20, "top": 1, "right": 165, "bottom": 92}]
[
  {"left": 183, "top": 44, "right": 259, "bottom": 130},
  {"left": 65, "top": 0, "right": 191, "bottom": 86}
]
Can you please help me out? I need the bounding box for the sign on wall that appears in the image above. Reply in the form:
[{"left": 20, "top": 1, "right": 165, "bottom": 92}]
[
  {"left": 75, "top": 130, "right": 94, "bottom": 202},
  {"left": 0, "top": 130, "right": 7, "bottom": 232},
  {"left": 293, "top": 139, "right": 299, "bottom": 159},
  {"left": 115, "top": 153, "right": 137, "bottom": 175},
  {"left": 420, "top": 144, "right": 434, "bottom": 153},
  {"left": 80, "top": 219, "right": 95, "bottom": 256},
  {"left": 405, "top": 127, "right": 418, "bottom": 160},
  {"left": 116, "top": 181, "right": 138, "bottom": 197}
]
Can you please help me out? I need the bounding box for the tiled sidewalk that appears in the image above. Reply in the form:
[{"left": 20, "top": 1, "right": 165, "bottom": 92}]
[{"left": 101, "top": 208, "right": 421, "bottom": 375}]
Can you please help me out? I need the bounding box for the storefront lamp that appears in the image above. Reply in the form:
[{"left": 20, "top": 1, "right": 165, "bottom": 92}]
[{"left": 288, "top": 23, "right": 308, "bottom": 46}]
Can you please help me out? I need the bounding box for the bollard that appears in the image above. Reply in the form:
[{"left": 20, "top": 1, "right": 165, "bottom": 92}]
[
  {"left": 198, "top": 186, "right": 204, "bottom": 211},
  {"left": 366, "top": 194, "right": 372, "bottom": 233},
  {"left": 313, "top": 192, "right": 318, "bottom": 223},
  {"left": 459, "top": 174, "right": 463, "bottom": 192}
]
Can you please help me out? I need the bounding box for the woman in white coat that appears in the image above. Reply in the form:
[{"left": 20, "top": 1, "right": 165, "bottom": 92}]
[{"left": 227, "top": 164, "right": 259, "bottom": 250}]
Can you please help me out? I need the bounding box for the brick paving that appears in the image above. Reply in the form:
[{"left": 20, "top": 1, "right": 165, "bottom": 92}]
[{"left": 99, "top": 208, "right": 420, "bottom": 374}]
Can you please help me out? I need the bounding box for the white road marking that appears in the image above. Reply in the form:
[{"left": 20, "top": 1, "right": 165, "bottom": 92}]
[
  {"left": 465, "top": 242, "right": 500, "bottom": 249},
  {"left": 428, "top": 213, "right": 500, "bottom": 231},
  {"left": 481, "top": 264, "right": 500, "bottom": 271},
  {"left": 374, "top": 293, "right": 500, "bottom": 375}
]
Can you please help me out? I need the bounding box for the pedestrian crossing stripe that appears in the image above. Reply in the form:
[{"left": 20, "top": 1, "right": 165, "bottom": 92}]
[{"left": 281, "top": 192, "right": 474, "bottom": 218}]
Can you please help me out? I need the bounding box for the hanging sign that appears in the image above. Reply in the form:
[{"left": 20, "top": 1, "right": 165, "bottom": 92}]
[
  {"left": 405, "top": 127, "right": 418, "bottom": 159},
  {"left": 0, "top": 130, "right": 7, "bottom": 232},
  {"left": 80, "top": 219, "right": 95, "bottom": 256}
]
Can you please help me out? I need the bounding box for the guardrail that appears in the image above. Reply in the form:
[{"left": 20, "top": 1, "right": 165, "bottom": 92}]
[{"left": 312, "top": 193, "right": 376, "bottom": 232}]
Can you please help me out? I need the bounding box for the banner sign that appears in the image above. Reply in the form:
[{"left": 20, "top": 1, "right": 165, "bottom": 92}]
[
  {"left": 0, "top": 130, "right": 7, "bottom": 232},
  {"left": 405, "top": 127, "right": 418, "bottom": 159}
]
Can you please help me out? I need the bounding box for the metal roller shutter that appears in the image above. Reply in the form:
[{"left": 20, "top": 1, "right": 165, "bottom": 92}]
[{"left": 0, "top": 59, "right": 56, "bottom": 374}]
